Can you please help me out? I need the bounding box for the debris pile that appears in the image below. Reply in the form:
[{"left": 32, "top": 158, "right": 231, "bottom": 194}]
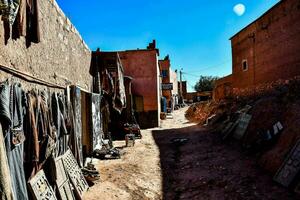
[{"left": 185, "top": 101, "right": 225, "bottom": 124}]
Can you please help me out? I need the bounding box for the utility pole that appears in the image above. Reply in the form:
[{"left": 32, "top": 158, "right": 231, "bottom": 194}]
[{"left": 179, "top": 68, "right": 183, "bottom": 104}]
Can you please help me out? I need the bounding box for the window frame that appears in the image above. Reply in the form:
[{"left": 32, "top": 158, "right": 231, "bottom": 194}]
[{"left": 242, "top": 59, "right": 248, "bottom": 71}]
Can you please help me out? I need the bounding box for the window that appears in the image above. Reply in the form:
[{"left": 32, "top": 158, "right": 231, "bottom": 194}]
[
  {"left": 162, "top": 70, "right": 168, "bottom": 78},
  {"left": 242, "top": 59, "right": 248, "bottom": 71}
]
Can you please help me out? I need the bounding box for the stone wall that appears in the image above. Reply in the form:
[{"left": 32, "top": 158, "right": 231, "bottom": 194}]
[{"left": 0, "top": 0, "right": 91, "bottom": 90}]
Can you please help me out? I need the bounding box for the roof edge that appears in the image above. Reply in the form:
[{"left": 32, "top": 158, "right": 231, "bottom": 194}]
[{"left": 230, "top": 0, "right": 284, "bottom": 40}]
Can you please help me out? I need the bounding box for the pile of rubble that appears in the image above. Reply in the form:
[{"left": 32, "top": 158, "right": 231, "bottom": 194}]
[{"left": 186, "top": 77, "right": 300, "bottom": 195}]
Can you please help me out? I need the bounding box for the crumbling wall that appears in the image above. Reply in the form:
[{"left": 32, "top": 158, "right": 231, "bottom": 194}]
[{"left": 0, "top": 0, "right": 91, "bottom": 89}]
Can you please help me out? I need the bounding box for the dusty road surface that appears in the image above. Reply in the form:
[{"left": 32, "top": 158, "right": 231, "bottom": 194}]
[{"left": 84, "top": 107, "right": 298, "bottom": 200}]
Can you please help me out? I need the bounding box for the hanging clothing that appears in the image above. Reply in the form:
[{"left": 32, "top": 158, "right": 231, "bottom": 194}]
[
  {"left": 67, "top": 96, "right": 81, "bottom": 165},
  {"left": 26, "top": 0, "right": 40, "bottom": 46},
  {"left": 12, "top": 0, "right": 26, "bottom": 39},
  {"left": 51, "top": 93, "right": 67, "bottom": 156},
  {"left": 24, "top": 90, "right": 58, "bottom": 180},
  {"left": 23, "top": 91, "right": 40, "bottom": 180},
  {"left": 0, "top": 0, "right": 20, "bottom": 25},
  {"left": 0, "top": 81, "right": 29, "bottom": 200},
  {"left": 71, "top": 86, "right": 83, "bottom": 167},
  {"left": 0, "top": 124, "right": 13, "bottom": 200}
]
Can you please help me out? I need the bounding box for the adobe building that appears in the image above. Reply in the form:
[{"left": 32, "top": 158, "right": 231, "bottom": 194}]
[
  {"left": 159, "top": 55, "right": 172, "bottom": 107},
  {"left": 178, "top": 81, "right": 187, "bottom": 100},
  {"left": 118, "top": 40, "right": 161, "bottom": 129},
  {"left": 214, "top": 0, "right": 300, "bottom": 100},
  {"left": 186, "top": 91, "right": 213, "bottom": 103},
  {"left": 170, "top": 69, "right": 178, "bottom": 98},
  {"left": 159, "top": 55, "right": 179, "bottom": 111}
]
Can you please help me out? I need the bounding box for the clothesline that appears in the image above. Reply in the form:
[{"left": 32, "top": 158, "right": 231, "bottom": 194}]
[{"left": 0, "top": 64, "right": 66, "bottom": 89}]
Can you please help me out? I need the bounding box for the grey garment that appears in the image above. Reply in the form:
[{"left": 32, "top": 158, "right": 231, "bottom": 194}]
[
  {"left": 71, "top": 86, "right": 83, "bottom": 167},
  {"left": 0, "top": 80, "right": 11, "bottom": 127},
  {"left": 91, "top": 93, "right": 102, "bottom": 151},
  {"left": 51, "top": 93, "right": 67, "bottom": 156},
  {"left": 3, "top": 82, "right": 28, "bottom": 200},
  {"left": 0, "top": 124, "right": 13, "bottom": 200},
  {"left": 1, "top": 0, "right": 20, "bottom": 25}
]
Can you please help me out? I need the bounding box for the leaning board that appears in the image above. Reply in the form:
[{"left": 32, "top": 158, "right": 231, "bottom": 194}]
[
  {"left": 62, "top": 150, "right": 89, "bottom": 199},
  {"left": 233, "top": 113, "right": 252, "bottom": 140},
  {"left": 28, "top": 170, "right": 57, "bottom": 200},
  {"left": 55, "top": 156, "right": 75, "bottom": 200},
  {"left": 274, "top": 139, "right": 300, "bottom": 187}
]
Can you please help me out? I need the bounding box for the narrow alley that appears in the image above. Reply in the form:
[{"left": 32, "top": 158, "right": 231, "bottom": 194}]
[
  {"left": 1, "top": 0, "right": 300, "bottom": 200},
  {"left": 84, "top": 107, "right": 297, "bottom": 200}
]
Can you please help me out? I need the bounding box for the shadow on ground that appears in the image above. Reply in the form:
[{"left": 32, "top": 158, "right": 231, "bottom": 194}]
[{"left": 152, "top": 124, "right": 297, "bottom": 200}]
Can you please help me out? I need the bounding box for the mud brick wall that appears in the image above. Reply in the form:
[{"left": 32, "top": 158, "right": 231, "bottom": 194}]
[
  {"left": 231, "top": 0, "right": 300, "bottom": 89},
  {"left": 0, "top": 0, "right": 91, "bottom": 90},
  {"left": 119, "top": 49, "right": 161, "bottom": 128},
  {"left": 213, "top": 74, "right": 233, "bottom": 101},
  {"left": 159, "top": 59, "right": 172, "bottom": 105}
]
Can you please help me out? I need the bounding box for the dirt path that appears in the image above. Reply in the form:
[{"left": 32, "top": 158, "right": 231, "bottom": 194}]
[{"left": 84, "top": 107, "right": 297, "bottom": 200}]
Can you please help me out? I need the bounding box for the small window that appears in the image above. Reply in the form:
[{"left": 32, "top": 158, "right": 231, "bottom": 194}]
[
  {"left": 242, "top": 59, "right": 248, "bottom": 71},
  {"left": 162, "top": 70, "right": 168, "bottom": 78}
]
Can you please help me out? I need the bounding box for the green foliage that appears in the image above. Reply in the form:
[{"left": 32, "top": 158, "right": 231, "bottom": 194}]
[{"left": 194, "top": 76, "right": 219, "bottom": 92}]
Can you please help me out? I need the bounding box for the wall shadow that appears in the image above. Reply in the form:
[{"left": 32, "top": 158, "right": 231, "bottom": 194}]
[{"left": 152, "top": 124, "right": 297, "bottom": 200}]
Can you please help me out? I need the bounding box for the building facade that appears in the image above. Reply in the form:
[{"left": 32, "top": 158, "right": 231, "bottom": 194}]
[
  {"left": 118, "top": 41, "right": 161, "bottom": 128},
  {"left": 214, "top": 0, "right": 300, "bottom": 100},
  {"left": 178, "top": 81, "right": 187, "bottom": 100},
  {"left": 159, "top": 55, "right": 179, "bottom": 112}
]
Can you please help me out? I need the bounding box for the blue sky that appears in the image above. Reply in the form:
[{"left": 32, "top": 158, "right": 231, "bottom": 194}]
[{"left": 56, "top": 0, "right": 279, "bottom": 92}]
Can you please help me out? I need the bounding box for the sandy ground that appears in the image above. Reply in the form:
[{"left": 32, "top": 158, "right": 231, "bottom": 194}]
[
  {"left": 83, "top": 108, "right": 193, "bottom": 200},
  {"left": 83, "top": 107, "right": 298, "bottom": 200}
]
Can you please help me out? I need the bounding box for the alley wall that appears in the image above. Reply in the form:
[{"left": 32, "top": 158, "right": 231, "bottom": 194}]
[
  {"left": 119, "top": 49, "right": 161, "bottom": 128},
  {"left": 231, "top": 0, "right": 300, "bottom": 89},
  {"left": 0, "top": 0, "right": 91, "bottom": 89}
]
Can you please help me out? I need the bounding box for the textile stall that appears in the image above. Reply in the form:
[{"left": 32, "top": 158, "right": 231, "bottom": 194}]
[
  {"left": 0, "top": 65, "right": 105, "bottom": 200},
  {"left": 90, "top": 50, "right": 140, "bottom": 141}
]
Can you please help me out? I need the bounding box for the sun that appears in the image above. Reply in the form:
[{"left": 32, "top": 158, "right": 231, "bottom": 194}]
[{"left": 233, "top": 3, "right": 246, "bottom": 16}]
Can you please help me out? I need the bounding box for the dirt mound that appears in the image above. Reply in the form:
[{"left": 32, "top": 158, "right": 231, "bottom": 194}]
[
  {"left": 185, "top": 101, "right": 234, "bottom": 124},
  {"left": 186, "top": 77, "right": 300, "bottom": 176},
  {"left": 257, "top": 101, "right": 300, "bottom": 174},
  {"left": 242, "top": 77, "right": 300, "bottom": 174}
]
